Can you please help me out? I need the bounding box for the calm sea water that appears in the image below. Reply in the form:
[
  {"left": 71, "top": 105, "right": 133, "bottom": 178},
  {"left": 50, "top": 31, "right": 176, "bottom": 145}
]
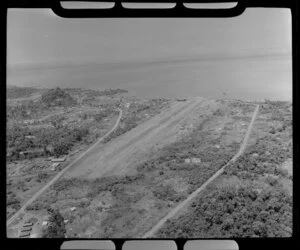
[{"left": 7, "top": 56, "right": 292, "bottom": 101}]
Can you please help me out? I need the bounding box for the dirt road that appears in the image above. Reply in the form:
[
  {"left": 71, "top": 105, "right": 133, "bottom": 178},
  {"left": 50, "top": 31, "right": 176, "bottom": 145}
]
[
  {"left": 142, "top": 104, "right": 260, "bottom": 238},
  {"left": 64, "top": 97, "right": 208, "bottom": 179},
  {"left": 7, "top": 109, "right": 123, "bottom": 227}
]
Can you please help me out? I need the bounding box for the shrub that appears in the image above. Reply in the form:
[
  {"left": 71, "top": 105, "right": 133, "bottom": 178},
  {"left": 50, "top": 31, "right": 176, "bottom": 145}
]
[
  {"left": 41, "top": 208, "right": 66, "bottom": 238},
  {"left": 152, "top": 185, "right": 180, "bottom": 202},
  {"left": 275, "top": 168, "right": 289, "bottom": 178},
  {"left": 265, "top": 176, "right": 279, "bottom": 186}
]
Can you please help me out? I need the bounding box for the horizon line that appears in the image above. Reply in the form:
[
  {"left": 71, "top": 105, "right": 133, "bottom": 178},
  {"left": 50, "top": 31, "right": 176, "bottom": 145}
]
[{"left": 7, "top": 52, "right": 291, "bottom": 70}]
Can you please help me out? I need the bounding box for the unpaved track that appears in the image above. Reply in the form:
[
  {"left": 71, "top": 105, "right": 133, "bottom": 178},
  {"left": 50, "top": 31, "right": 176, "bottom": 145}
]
[
  {"left": 142, "top": 105, "right": 260, "bottom": 238},
  {"left": 64, "top": 97, "right": 206, "bottom": 178},
  {"left": 7, "top": 109, "right": 123, "bottom": 227}
]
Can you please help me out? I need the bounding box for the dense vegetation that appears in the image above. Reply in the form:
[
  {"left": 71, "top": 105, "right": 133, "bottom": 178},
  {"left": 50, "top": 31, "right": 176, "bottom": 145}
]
[
  {"left": 7, "top": 88, "right": 77, "bottom": 120},
  {"left": 7, "top": 100, "right": 44, "bottom": 120},
  {"left": 157, "top": 185, "right": 292, "bottom": 238},
  {"left": 7, "top": 86, "right": 39, "bottom": 99},
  {"left": 41, "top": 208, "right": 66, "bottom": 238},
  {"left": 6, "top": 86, "right": 134, "bottom": 226},
  {"left": 156, "top": 101, "right": 292, "bottom": 238},
  {"left": 6, "top": 87, "right": 123, "bottom": 160},
  {"left": 7, "top": 122, "right": 90, "bottom": 160},
  {"left": 41, "top": 87, "right": 77, "bottom": 107},
  {"left": 6, "top": 189, "right": 21, "bottom": 212},
  {"left": 224, "top": 136, "right": 292, "bottom": 180}
]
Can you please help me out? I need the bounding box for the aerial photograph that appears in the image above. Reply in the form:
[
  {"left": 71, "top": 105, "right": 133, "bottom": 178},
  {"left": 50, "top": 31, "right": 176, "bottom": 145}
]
[{"left": 6, "top": 8, "right": 292, "bottom": 238}]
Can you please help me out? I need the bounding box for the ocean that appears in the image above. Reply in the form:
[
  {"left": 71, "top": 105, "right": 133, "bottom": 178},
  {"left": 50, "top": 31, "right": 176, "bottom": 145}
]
[{"left": 7, "top": 55, "right": 292, "bottom": 101}]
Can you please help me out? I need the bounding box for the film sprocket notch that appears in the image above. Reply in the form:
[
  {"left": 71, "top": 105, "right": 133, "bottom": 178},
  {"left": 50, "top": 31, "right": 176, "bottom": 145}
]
[{"left": 51, "top": 0, "right": 246, "bottom": 18}]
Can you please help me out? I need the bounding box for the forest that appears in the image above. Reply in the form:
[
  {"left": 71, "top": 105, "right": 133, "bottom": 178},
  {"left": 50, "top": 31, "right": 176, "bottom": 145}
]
[
  {"left": 157, "top": 184, "right": 292, "bottom": 238},
  {"left": 6, "top": 87, "right": 120, "bottom": 160},
  {"left": 7, "top": 118, "right": 91, "bottom": 160}
]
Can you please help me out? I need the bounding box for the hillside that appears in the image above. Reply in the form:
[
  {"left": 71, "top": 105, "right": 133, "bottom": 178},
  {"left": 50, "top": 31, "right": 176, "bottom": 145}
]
[{"left": 41, "top": 87, "right": 77, "bottom": 107}]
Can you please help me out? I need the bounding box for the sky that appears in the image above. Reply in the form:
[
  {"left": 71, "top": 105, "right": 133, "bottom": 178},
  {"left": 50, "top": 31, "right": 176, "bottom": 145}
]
[{"left": 7, "top": 8, "right": 291, "bottom": 68}]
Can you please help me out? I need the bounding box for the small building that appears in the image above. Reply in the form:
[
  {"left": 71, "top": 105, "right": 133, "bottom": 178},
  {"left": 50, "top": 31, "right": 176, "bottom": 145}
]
[
  {"left": 19, "top": 149, "right": 44, "bottom": 158},
  {"left": 51, "top": 162, "right": 60, "bottom": 171},
  {"left": 24, "top": 120, "right": 34, "bottom": 125},
  {"left": 64, "top": 219, "right": 69, "bottom": 224},
  {"left": 215, "top": 145, "right": 220, "bottom": 149},
  {"left": 191, "top": 158, "right": 201, "bottom": 164},
  {"left": 19, "top": 232, "right": 31, "bottom": 238},
  {"left": 23, "top": 222, "right": 33, "bottom": 227},
  {"left": 185, "top": 158, "right": 191, "bottom": 164},
  {"left": 176, "top": 98, "right": 187, "bottom": 102},
  {"left": 25, "top": 135, "right": 36, "bottom": 140},
  {"left": 20, "top": 227, "right": 32, "bottom": 233},
  {"left": 70, "top": 207, "right": 76, "bottom": 212},
  {"left": 51, "top": 157, "right": 66, "bottom": 163}
]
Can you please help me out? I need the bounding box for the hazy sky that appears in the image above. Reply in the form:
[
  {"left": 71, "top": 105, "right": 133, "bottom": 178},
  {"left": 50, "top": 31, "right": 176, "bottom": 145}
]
[{"left": 7, "top": 8, "right": 291, "bottom": 67}]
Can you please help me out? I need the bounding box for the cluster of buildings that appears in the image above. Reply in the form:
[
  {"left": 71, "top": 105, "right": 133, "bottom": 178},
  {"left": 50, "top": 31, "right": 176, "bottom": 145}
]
[{"left": 19, "top": 222, "right": 35, "bottom": 238}]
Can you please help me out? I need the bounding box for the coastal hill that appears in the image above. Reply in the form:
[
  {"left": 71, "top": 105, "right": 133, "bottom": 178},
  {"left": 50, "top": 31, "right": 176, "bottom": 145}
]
[{"left": 41, "top": 87, "right": 77, "bottom": 107}]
